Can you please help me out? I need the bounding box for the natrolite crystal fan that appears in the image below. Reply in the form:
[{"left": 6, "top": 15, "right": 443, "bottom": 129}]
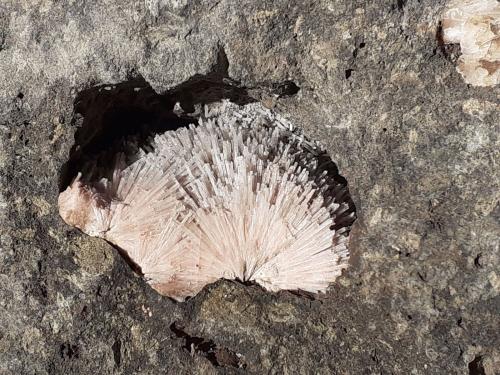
[{"left": 59, "top": 103, "right": 354, "bottom": 301}]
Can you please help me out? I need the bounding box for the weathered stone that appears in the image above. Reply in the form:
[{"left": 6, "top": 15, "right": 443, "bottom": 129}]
[{"left": 0, "top": 0, "right": 498, "bottom": 374}]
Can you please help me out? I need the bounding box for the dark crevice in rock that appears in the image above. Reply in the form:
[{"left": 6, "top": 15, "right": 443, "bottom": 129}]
[
  {"left": 468, "top": 355, "right": 485, "bottom": 375},
  {"left": 391, "top": 0, "right": 406, "bottom": 12},
  {"left": 59, "top": 343, "right": 79, "bottom": 360},
  {"left": 213, "top": 43, "right": 230, "bottom": 77},
  {"left": 286, "top": 288, "right": 317, "bottom": 300},
  {"left": 473, "top": 253, "right": 483, "bottom": 268},
  {"left": 170, "top": 322, "right": 245, "bottom": 369},
  {"left": 0, "top": 14, "right": 6, "bottom": 53},
  {"left": 111, "top": 339, "right": 121, "bottom": 368},
  {"left": 273, "top": 80, "right": 300, "bottom": 97},
  {"left": 165, "top": 74, "right": 253, "bottom": 113},
  {"left": 435, "top": 22, "right": 461, "bottom": 63},
  {"left": 352, "top": 39, "right": 366, "bottom": 58},
  {"left": 0, "top": 33, "right": 5, "bottom": 52}
]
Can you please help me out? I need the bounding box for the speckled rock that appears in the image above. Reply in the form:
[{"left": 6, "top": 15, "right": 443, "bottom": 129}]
[{"left": 0, "top": 1, "right": 498, "bottom": 374}]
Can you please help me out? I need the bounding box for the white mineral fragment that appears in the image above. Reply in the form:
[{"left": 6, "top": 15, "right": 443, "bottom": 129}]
[{"left": 441, "top": 0, "right": 500, "bottom": 86}]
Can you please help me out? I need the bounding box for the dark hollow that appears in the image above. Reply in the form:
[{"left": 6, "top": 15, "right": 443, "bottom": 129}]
[{"left": 59, "top": 74, "right": 255, "bottom": 191}]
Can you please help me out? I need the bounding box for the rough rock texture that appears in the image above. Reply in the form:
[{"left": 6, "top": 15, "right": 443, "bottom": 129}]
[{"left": 0, "top": 0, "right": 499, "bottom": 374}]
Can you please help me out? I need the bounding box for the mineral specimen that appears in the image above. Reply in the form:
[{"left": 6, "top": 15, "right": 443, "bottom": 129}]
[
  {"left": 59, "top": 103, "right": 355, "bottom": 301},
  {"left": 441, "top": 0, "right": 500, "bottom": 86}
]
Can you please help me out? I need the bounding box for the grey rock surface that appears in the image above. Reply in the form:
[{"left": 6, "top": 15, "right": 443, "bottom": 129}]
[{"left": 0, "top": 0, "right": 499, "bottom": 374}]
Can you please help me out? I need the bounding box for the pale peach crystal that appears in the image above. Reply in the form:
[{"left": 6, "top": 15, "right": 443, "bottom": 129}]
[
  {"left": 59, "top": 105, "right": 354, "bottom": 301},
  {"left": 442, "top": 0, "right": 500, "bottom": 86}
]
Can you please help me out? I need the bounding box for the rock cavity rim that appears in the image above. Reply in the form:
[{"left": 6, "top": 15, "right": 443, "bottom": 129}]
[{"left": 58, "top": 101, "right": 356, "bottom": 301}]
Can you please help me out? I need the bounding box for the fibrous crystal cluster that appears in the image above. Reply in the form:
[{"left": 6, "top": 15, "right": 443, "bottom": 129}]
[
  {"left": 59, "top": 103, "right": 354, "bottom": 301},
  {"left": 441, "top": 0, "right": 500, "bottom": 86}
]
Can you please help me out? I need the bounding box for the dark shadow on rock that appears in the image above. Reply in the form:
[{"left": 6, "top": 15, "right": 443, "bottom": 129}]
[{"left": 59, "top": 74, "right": 256, "bottom": 191}]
